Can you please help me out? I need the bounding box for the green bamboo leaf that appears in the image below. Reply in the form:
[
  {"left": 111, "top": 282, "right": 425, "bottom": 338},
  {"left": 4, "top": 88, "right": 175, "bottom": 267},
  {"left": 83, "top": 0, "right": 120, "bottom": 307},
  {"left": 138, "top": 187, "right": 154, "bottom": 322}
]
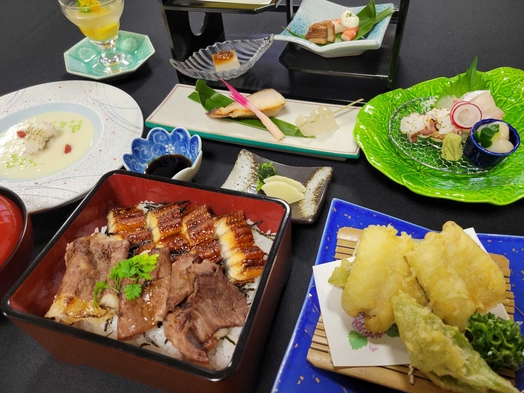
[
  {"left": 375, "top": 6, "right": 395, "bottom": 25},
  {"left": 188, "top": 80, "right": 310, "bottom": 138},
  {"left": 352, "top": 0, "right": 377, "bottom": 41}
]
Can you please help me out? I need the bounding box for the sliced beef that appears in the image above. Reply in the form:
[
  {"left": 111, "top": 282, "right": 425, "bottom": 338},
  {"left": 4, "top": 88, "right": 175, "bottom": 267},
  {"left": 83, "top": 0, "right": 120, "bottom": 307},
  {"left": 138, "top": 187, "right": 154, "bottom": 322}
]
[
  {"left": 45, "top": 234, "right": 130, "bottom": 324},
  {"left": 117, "top": 247, "right": 172, "bottom": 341},
  {"left": 163, "top": 257, "right": 249, "bottom": 363}
]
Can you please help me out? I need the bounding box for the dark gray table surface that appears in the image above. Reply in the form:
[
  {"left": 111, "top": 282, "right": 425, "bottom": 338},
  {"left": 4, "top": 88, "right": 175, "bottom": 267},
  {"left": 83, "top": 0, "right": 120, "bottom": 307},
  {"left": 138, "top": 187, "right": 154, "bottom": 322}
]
[{"left": 1, "top": 1, "right": 524, "bottom": 392}]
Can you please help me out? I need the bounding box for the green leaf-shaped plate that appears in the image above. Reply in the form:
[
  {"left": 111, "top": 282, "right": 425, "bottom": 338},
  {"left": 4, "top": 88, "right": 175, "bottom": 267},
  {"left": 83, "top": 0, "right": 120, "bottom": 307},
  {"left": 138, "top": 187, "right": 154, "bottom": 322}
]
[{"left": 354, "top": 67, "right": 524, "bottom": 205}]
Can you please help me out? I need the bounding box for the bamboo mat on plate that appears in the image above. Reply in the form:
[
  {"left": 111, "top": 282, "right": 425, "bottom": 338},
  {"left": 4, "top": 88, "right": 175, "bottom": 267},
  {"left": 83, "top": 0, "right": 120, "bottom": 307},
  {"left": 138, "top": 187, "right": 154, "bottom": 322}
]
[{"left": 306, "top": 227, "right": 516, "bottom": 392}]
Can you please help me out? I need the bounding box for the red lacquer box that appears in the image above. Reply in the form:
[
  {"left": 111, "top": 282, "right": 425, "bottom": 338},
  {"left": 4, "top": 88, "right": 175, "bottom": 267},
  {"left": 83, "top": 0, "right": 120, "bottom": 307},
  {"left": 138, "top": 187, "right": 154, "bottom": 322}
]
[{"left": 2, "top": 170, "right": 292, "bottom": 393}]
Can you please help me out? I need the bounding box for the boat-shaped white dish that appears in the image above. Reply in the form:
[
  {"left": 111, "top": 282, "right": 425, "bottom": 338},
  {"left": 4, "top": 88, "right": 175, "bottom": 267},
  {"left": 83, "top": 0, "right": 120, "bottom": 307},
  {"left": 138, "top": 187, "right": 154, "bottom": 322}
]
[
  {"left": 274, "top": 0, "right": 394, "bottom": 58},
  {"left": 221, "top": 149, "right": 333, "bottom": 224},
  {"left": 170, "top": 36, "right": 273, "bottom": 81}
]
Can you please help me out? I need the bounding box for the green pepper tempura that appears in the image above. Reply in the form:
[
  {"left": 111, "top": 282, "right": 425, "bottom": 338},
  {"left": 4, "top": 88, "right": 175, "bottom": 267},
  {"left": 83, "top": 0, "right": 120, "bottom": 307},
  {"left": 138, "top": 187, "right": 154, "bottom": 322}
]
[{"left": 465, "top": 312, "right": 524, "bottom": 371}]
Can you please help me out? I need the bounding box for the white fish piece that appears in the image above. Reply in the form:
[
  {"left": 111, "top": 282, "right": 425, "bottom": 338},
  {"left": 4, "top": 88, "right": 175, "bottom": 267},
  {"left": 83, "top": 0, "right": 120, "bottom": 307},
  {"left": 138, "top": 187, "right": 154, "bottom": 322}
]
[
  {"left": 23, "top": 121, "right": 56, "bottom": 155},
  {"left": 207, "top": 89, "right": 286, "bottom": 119}
]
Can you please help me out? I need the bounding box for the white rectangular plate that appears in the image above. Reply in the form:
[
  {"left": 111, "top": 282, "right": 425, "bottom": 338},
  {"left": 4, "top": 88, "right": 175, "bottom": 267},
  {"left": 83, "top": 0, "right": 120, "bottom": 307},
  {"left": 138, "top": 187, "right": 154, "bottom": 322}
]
[{"left": 146, "top": 84, "right": 360, "bottom": 160}]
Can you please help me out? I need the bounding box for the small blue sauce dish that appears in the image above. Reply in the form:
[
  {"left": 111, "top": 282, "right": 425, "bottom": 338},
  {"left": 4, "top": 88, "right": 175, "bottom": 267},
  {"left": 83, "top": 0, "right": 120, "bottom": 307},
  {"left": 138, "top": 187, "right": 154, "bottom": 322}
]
[
  {"left": 123, "top": 127, "right": 202, "bottom": 181},
  {"left": 463, "top": 119, "right": 520, "bottom": 169}
]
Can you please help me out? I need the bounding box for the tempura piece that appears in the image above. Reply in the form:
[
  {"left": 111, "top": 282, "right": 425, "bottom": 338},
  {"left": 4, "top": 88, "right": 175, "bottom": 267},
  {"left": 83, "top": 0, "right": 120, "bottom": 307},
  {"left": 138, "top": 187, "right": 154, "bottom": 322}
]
[
  {"left": 439, "top": 221, "right": 506, "bottom": 313},
  {"left": 392, "top": 295, "right": 518, "bottom": 393},
  {"left": 328, "top": 258, "right": 352, "bottom": 288},
  {"left": 340, "top": 225, "right": 427, "bottom": 334},
  {"left": 405, "top": 231, "right": 477, "bottom": 331}
]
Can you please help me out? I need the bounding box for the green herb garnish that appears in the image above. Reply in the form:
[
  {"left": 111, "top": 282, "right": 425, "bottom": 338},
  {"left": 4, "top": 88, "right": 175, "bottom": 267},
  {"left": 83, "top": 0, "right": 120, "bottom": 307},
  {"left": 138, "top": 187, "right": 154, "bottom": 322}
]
[
  {"left": 256, "top": 162, "right": 277, "bottom": 191},
  {"left": 465, "top": 312, "right": 524, "bottom": 371},
  {"left": 93, "top": 253, "right": 159, "bottom": 305},
  {"left": 474, "top": 123, "right": 499, "bottom": 148},
  {"left": 188, "top": 80, "right": 309, "bottom": 138}
]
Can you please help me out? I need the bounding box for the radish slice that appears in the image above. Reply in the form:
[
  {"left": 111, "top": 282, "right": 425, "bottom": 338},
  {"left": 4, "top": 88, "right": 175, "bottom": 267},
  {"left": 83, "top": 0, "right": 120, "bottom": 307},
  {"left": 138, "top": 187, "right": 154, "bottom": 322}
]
[{"left": 450, "top": 101, "right": 482, "bottom": 129}]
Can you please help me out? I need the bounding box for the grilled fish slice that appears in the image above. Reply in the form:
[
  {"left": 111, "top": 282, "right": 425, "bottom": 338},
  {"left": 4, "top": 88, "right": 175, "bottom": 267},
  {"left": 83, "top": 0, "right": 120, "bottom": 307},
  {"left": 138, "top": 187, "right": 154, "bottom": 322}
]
[
  {"left": 107, "top": 205, "right": 147, "bottom": 234},
  {"left": 146, "top": 202, "right": 183, "bottom": 243},
  {"left": 214, "top": 211, "right": 256, "bottom": 259},
  {"left": 116, "top": 228, "right": 153, "bottom": 248},
  {"left": 190, "top": 238, "right": 223, "bottom": 264},
  {"left": 182, "top": 205, "right": 214, "bottom": 247},
  {"left": 306, "top": 20, "right": 335, "bottom": 45},
  {"left": 214, "top": 210, "right": 266, "bottom": 282},
  {"left": 157, "top": 233, "right": 191, "bottom": 255},
  {"left": 130, "top": 239, "right": 156, "bottom": 256},
  {"left": 206, "top": 89, "right": 286, "bottom": 119},
  {"left": 226, "top": 246, "right": 266, "bottom": 283},
  {"left": 305, "top": 20, "right": 336, "bottom": 44}
]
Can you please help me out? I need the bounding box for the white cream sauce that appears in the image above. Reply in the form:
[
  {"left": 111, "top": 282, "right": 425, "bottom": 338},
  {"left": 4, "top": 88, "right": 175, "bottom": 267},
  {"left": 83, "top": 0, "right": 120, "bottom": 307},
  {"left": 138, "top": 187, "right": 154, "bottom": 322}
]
[{"left": 0, "top": 111, "right": 96, "bottom": 180}]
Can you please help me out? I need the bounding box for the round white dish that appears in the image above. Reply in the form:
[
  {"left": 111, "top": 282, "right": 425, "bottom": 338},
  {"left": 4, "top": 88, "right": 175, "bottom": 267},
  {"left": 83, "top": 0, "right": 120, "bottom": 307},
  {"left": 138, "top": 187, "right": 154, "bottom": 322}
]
[{"left": 0, "top": 80, "right": 143, "bottom": 213}]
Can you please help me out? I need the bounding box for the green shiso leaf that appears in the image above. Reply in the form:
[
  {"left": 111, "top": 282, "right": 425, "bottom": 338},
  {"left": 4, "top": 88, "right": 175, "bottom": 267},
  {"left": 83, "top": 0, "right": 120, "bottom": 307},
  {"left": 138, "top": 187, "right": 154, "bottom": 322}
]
[
  {"left": 188, "top": 80, "right": 310, "bottom": 138},
  {"left": 436, "top": 57, "right": 489, "bottom": 102}
]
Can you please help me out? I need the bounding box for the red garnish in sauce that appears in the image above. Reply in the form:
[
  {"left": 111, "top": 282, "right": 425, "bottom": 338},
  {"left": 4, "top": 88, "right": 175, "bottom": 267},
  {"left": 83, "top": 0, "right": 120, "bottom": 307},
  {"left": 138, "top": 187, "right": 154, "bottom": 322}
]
[
  {"left": 17, "top": 131, "right": 26, "bottom": 138},
  {"left": 64, "top": 144, "right": 72, "bottom": 154}
]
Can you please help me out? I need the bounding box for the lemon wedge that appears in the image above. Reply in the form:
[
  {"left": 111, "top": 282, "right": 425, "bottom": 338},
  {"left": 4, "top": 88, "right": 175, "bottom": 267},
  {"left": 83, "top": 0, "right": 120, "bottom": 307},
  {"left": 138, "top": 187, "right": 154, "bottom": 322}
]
[
  {"left": 261, "top": 181, "right": 305, "bottom": 204},
  {"left": 263, "top": 175, "right": 306, "bottom": 193}
]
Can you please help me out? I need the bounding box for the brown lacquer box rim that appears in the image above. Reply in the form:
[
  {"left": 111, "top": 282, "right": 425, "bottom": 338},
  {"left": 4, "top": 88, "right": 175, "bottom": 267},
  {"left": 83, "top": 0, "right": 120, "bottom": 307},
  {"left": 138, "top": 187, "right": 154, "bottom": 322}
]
[{"left": 1, "top": 170, "right": 292, "bottom": 383}]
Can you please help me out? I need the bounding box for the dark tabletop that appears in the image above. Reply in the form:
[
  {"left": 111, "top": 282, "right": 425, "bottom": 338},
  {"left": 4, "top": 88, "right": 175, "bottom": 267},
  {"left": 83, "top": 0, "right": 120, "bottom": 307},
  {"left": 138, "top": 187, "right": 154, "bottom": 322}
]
[{"left": 1, "top": 0, "right": 524, "bottom": 392}]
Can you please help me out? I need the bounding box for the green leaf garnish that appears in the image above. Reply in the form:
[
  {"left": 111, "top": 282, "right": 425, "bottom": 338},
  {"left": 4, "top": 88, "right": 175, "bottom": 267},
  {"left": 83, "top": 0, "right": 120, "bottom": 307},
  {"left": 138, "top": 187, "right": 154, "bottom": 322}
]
[
  {"left": 436, "top": 57, "right": 489, "bottom": 102},
  {"left": 386, "top": 323, "right": 400, "bottom": 338},
  {"left": 93, "top": 253, "right": 159, "bottom": 305},
  {"left": 188, "top": 80, "right": 309, "bottom": 138},
  {"left": 256, "top": 162, "right": 278, "bottom": 191},
  {"left": 352, "top": 0, "right": 377, "bottom": 41},
  {"left": 124, "top": 283, "right": 143, "bottom": 301}
]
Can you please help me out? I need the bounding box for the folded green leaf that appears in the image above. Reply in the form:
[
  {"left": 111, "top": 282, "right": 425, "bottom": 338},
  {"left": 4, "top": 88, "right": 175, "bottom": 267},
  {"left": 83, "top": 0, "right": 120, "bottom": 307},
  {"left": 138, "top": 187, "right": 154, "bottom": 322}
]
[
  {"left": 188, "top": 80, "right": 310, "bottom": 138},
  {"left": 353, "top": 0, "right": 377, "bottom": 40}
]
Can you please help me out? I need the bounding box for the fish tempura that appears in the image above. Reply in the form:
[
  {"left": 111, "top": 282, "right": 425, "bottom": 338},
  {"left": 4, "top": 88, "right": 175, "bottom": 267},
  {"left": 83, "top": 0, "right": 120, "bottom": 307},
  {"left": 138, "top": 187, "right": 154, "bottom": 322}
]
[
  {"left": 439, "top": 221, "right": 506, "bottom": 313},
  {"left": 405, "top": 231, "right": 477, "bottom": 331},
  {"left": 339, "top": 225, "right": 427, "bottom": 334}
]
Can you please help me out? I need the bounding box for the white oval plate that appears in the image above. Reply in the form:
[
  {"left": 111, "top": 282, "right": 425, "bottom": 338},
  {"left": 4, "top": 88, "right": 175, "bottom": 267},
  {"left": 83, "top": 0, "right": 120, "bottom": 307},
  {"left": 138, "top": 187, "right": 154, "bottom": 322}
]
[
  {"left": 0, "top": 81, "right": 143, "bottom": 213},
  {"left": 274, "top": 0, "right": 394, "bottom": 58}
]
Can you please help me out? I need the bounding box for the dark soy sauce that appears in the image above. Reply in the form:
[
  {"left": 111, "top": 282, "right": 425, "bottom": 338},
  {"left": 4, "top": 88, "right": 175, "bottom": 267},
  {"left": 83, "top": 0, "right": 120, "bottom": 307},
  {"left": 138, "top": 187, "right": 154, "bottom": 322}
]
[{"left": 146, "top": 154, "right": 192, "bottom": 178}]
